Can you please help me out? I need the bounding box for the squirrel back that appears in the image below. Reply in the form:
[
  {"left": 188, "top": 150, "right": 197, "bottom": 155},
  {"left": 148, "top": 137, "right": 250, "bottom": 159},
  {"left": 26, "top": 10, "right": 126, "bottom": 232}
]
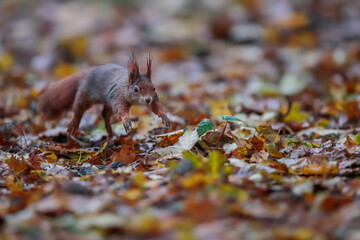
[{"left": 78, "top": 64, "right": 129, "bottom": 106}]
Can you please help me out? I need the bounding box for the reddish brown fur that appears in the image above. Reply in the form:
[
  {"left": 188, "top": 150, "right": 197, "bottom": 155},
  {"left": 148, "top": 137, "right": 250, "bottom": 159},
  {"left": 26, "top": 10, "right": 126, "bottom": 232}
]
[
  {"left": 151, "top": 98, "right": 167, "bottom": 117},
  {"left": 127, "top": 53, "right": 139, "bottom": 86},
  {"left": 137, "top": 79, "right": 154, "bottom": 95},
  {"left": 38, "top": 71, "right": 87, "bottom": 120},
  {"left": 146, "top": 53, "right": 152, "bottom": 78}
]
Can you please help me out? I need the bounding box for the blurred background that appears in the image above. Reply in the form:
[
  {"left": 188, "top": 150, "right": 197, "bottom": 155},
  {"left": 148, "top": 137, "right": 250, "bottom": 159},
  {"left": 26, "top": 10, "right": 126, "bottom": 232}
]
[
  {"left": 0, "top": 0, "right": 360, "bottom": 128},
  {"left": 2, "top": 2, "right": 360, "bottom": 239}
]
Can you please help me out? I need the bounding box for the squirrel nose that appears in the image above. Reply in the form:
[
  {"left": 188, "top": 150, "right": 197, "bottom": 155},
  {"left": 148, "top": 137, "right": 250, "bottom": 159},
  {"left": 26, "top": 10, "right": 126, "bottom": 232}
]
[{"left": 145, "top": 97, "right": 152, "bottom": 104}]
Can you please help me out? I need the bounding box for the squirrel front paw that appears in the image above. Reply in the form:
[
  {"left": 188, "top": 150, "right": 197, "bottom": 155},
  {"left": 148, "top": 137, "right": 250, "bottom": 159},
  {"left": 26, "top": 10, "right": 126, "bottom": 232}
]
[
  {"left": 160, "top": 115, "right": 171, "bottom": 127},
  {"left": 123, "top": 121, "right": 132, "bottom": 133}
]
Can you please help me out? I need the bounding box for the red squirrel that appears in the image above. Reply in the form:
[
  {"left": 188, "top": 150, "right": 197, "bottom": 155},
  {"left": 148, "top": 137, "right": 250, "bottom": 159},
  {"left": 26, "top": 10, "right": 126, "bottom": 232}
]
[{"left": 38, "top": 54, "right": 170, "bottom": 140}]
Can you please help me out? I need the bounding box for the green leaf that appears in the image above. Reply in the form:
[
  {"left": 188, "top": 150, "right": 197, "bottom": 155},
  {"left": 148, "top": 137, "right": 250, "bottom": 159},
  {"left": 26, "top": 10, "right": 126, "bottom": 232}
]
[
  {"left": 222, "top": 115, "right": 243, "bottom": 122},
  {"left": 355, "top": 133, "right": 360, "bottom": 146},
  {"left": 301, "top": 141, "right": 313, "bottom": 148},
  {"left": 265, "top": 143, "right": 284, "bottom": 158},
  {"left": 284, "top": 136, "right": 300, "bottom": 143},
  {"left": 197, "top": 119, "right": 214, "bottom": 136}
]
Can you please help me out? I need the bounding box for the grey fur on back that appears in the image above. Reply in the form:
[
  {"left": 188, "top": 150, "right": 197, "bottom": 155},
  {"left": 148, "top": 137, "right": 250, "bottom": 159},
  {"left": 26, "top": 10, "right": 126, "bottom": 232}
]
[{"left": 78, "top": 64, "right": 128, "bottom": 107}]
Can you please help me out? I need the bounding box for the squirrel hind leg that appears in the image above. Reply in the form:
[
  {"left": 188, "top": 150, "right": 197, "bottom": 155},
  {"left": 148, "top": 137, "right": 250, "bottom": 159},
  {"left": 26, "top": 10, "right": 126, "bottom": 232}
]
[
  {"left": 67, "top": 101, "right": 92, "bottom": 139},
  {"left": 102, "top": 104, "right": 113, "bottom": 137}
]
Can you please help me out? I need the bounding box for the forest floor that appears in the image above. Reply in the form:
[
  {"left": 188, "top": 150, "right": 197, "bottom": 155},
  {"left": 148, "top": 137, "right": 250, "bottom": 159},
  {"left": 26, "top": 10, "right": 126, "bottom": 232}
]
[{"left": 1, "top": 1, "right": 360, "bottom": 239}]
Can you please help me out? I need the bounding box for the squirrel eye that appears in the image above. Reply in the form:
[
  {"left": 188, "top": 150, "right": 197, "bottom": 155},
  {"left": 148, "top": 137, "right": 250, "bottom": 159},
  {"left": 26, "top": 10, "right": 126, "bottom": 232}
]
[
  {"left": 153, "top": 87, "right": 155, "bottom": 91},
  {"left": 134, "top": 86, "right": 139, "bottom": 93}
]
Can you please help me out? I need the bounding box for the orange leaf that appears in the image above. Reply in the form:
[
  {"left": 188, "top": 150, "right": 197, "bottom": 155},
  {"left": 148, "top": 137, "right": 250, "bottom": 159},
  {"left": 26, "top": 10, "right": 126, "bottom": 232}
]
[
  {"left": 301, "top": 160, "right": 338, "bottom": 175},
  {"left": 110, "top": 145, "right": 138, "bottom": 164},
  {"left": 5, "top": 155, "right": 29, "bottom": 174},
  {"left": 5, "top": 175, "right": 23, "bottom": 193}
]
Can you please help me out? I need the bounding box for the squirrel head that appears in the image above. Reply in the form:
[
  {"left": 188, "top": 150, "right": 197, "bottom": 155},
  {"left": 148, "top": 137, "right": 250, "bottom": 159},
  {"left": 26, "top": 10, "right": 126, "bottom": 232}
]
[{"left": 127, "top": 53, "right": 156, "bottom": 105}]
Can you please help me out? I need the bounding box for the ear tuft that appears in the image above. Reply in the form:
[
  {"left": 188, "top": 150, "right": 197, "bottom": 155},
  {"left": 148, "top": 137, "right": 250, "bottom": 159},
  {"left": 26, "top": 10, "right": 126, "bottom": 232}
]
[
  {"left": 128, "top": 53, "right": 139, "bottom": 86},
  {"left": 146, "top": 52, "right": 152, "bottom": 79}
]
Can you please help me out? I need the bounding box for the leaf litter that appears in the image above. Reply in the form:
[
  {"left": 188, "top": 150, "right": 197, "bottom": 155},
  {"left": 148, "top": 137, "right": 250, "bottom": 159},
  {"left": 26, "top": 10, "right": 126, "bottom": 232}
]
[{"left": 1, "top": 1, "right": 360, "bottom": 240}]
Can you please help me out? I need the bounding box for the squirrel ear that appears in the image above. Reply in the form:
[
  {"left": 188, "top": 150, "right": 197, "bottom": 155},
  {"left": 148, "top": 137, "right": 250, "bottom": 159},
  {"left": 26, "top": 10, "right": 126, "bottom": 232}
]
[
  {"left": 146, "top": 53, "right": 152, "bottom": 79},
  {"left": 128, "top": 53, "right": 139, "bottom": 85}
]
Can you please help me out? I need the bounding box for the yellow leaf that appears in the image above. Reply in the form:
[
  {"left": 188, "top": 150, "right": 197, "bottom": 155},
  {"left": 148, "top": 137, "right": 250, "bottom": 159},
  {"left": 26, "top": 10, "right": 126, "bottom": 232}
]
[
  {"left": 55, "top": 62, "right": 77, "bottom": 79},
  {"left": 210, "top": 99, "right": 231, "bottom": 117},
  {"left": 283, "top": 102, "right": 309, "bottom": 122},
  {"left": 176, "top": 222, "right": 197, "bottom": 240},
  {"left": 29, "top": 89, "right": 40, "bottom": 98},
  {"left": 46, "top": 153, "right": 58, "bottom": 161},
  {"left": 293, "top": 227, "right": 316, "bottom": 239},
  {"left": 5, "top": 175, "right": 23, "bottom": 193},
  {"left": 256, "top": 125, "right": 281, "bottom": 143},
  {"left": 274, "top": 227, "right": 320, "bottom": 240},
  {"left": 14, "top": 96, "right": 29, "bottom": 109},
  {"left": 182, "top": 173, "right": 210, "bottom": 189},
  {"left": 288, "top": 31, "right": 317, "bottom": 47},
  {"left": 0, "top": 52, "right": 14, "bottom": 70},
  {"left": 208, "top": 150, "right": 226, "bottom": 180},
  {"left": 133, "top": 172, "right": 147, "bottom": 187},
  {"left": 220, "top": 184, "right": 248, "bottom": 202},
  {"left": 95, "top": 142, "right": 108, "bottom": 156},
  {"left": 130, "top": 213, "right": 160, "bottom": 234},
  {"left": 59, "top": 35, "right": 87, "bottom": 58},
  {"left": 289, "top": 168, "right": 297, "bottom": 175},
  {"left": 316, "top": 119, "right": 330, "bottom": 128},
  {"left": 70, "top": 36, "right": 87, "bottom": 58},
  {"left": 183, "top": 150, "right": 203, "bottom": 169},
  {"left": 123, "top": 189, "right": 142, "bottom": 201},
  {"left": 356, "top": 83, "right": 360, "bottom": 93}
]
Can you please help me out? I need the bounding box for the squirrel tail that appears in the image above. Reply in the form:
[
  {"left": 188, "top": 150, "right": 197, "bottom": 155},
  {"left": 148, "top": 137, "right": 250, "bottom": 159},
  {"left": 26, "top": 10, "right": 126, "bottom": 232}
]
[{"left": 38, "top": 71, "right": 87, "bottom": 120}]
